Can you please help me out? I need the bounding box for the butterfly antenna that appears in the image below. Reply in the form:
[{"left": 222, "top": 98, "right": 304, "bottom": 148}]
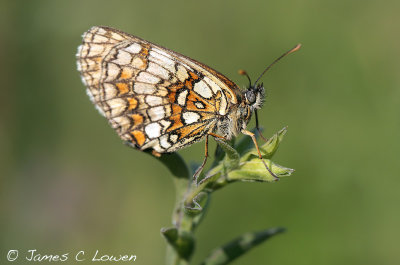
[
  {"left": 238, "top": 69, "right": 252, "bottom": 88},
  {"left": 254, "top": 44, "right": 301, "bottom": 143},
  {"left": 254, "top": 43, "right": 301, "bottom": 85}
]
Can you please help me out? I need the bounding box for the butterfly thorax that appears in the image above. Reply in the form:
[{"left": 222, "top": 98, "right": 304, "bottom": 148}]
[
  {"left": 214, "top": 102, "right": 249, "bottom": 140},
  {"left": 215, "top": 83, "right": 265, "bottom": 140}
]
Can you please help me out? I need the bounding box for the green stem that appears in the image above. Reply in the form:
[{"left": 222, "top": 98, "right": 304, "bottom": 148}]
[
  {"left": 165, "top": 176, "right": 199, "bottom": 264},
  {"left": 166, "top": 244, "right": 189, "bottom": 265}
]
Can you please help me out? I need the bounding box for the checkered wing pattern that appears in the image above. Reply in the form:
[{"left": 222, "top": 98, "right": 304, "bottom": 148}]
[{"left": 77, "top": 26, "right": 240, "bottom": 153}]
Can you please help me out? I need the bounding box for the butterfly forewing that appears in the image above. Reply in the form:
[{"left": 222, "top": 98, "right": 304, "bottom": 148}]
[{"left": 77, "top": 26, "right": 240, "bottom": 153}]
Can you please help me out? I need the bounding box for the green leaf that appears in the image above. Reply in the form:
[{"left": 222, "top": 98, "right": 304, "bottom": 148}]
[
  {"left": 241, "top": 127, "right": 287, "bottom": 161},
  {"left": 228, "top": 159, "right": 294, "bottom": 182},
  {"left": 161, "top": 227, "right": 195, "bottom": 261},
  {"left": 200, "top": 227, "right": 285, "bottom": 265},
  {"left": 161, "top": 227, "right": 179, "bottom": 243}
]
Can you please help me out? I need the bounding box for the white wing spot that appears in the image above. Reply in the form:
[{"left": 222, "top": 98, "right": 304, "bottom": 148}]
[
  {"left": 176, "top": 65, "right": 189, "bottom": 82},
  {"left": 149, "top": 50, "right": 175, "bottom": 72},
  {"left": 177, "top": 89, "right": 188, "bottom": 106},
  {"left": 113, "top": 50, "right": 132, "bottom": 65},
  {"left": 160, "top": 135, "right": 171, "bottom": 148},
  {"left": 194, "top": 101, "right": 205, "bottom": 109},
  {"left": 107, "top": 98, "right": 127, "bottom": 117},
  {"left": 145, "top": 95, "right": 163, "bottom": 106},
  {"left": 110, "top": 32, "right": 125, "bottom": 41},
  {"left": 103, "top": 83, "right": 117, "bottom": 100},
  {"left": 88, "top": 44, "right": 105, "bottom": 57},
  {"left": 203, "top": 77, "right": 221, "bottom": 94},
  {"left": 145, "top": 123, "right": 162, "bottom": 139},
  {"left": 132, "top": 57, "right": 146, "bottom": 70},
  {"left": 147, "top": 62, "right": 170, "bottom": 80},
  {"left": 170, "top": 134, "right": 178, "bottom": 142},
  {"left": 148, "top": 106, "right": 165, "bottom": 121},
  {"left": 93, "top": 34, "right": 109, "bottom": 43},
  {"left": 137, "top": 72, "right": 160, "bottom": 84},
  {"left": 111, "top": 116, "right": 130, "bottom": 133},
  {"left": 218, "top": 92, "right": 228, "bottom": 115},
  {"left": 124, "top": 43, "right": 142, "bottom": 54},
  {"left": 160, "top": 119, "right": 171, "bottom": 129},
  {"left": 96, "top": 27, "right": 107, "bottom": 35},
  {"left": 105, "top": 63, "right": 120, "bottom": 81},
  {"left": 182, "top": 112, "right": 200, "bottom": 124},
  {"left": 152, "top": 48, "right": 171, "bottom": 58},
  {"left": 194, "top": 81, "right": 213, "bottom": 99},
  {"left": 134, "top": 83, "right": 156, "bottom": 94}
]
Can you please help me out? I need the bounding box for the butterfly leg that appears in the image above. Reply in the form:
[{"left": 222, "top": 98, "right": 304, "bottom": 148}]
[
  {"left": 208, "top": 132, "right": 226, "bottom": 140},
  {"left": 193, "top": 133, "right": 227, "bottom": 184},
  {"left": 193, "top": 134, "right": 210, "bottom": 183},
  {"left": 241, "top": 129, "right": 278, "bottom": 180}
]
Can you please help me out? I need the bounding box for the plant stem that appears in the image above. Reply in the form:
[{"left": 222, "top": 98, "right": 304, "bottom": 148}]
[{"left": 165, "top": 177, "right": 193, "bottom": 265}]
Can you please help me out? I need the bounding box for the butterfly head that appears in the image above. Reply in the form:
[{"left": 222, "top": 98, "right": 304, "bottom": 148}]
[
  {"left": 243, "top": 82, "right": 265, "bottom": 111},
  {"left": 223, "top": 79, "right": 262, "bottom": 139},
  {"left": 230, "top": 74, "right": 265, "bottom": 137},
  {"left": 236, "top": 70, "right": 266, "bottom": 127}
]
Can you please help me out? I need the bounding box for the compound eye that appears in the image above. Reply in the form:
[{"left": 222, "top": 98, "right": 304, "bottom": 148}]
[{"left": 245, "top": 90, "right": 256, "bottom": 104}]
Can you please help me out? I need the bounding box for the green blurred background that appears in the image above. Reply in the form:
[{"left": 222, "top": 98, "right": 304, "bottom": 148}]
[{"left": 1, "top": 0, "right": 399, "bottom": 264}]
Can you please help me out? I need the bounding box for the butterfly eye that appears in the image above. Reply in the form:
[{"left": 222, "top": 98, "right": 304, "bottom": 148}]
[{"left": 245, "top": 90, "right": 256, "bottom": 104}]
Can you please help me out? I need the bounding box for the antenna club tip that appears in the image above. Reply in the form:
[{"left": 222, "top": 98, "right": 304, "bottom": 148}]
[
  {"left": 290, "top": 43, "right": 302, "bottom": 54},
  {"left": 238, "top": 69, "right": 247, "bottom": 75}
]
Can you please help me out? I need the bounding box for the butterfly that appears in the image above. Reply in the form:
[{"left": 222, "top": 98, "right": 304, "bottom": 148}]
[{"left": 76, "top": 26, "right": 300, "bottom": 181}]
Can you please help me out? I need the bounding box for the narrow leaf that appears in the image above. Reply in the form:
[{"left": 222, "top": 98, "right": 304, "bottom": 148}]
[
  {"left": 200, "top": 227, "right": 285, "bottom": 265},
  {"left": 184, "top": 191, "right": 209, "bottom": 214},
  {"left": 215, "top": 138, "right": 240, "bottom": 170}
]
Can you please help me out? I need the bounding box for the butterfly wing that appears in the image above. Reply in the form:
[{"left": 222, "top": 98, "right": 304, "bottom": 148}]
[{"left": 77, "top": 26, "right": 240, "bottom": 153}]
